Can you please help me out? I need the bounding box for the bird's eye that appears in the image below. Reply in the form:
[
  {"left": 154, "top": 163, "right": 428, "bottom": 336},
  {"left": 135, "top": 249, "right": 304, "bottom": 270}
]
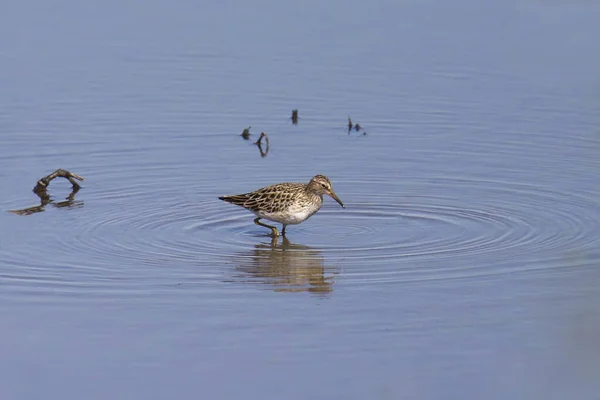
[{"left": 320, "top": 183, "right": 327, "bottom": 188}]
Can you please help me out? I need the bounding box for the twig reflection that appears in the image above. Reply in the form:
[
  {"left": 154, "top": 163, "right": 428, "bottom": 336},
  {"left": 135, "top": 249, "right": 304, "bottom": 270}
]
[
  {"left": 231, "top": 236, "right": 336, "bottom": 294},
  {"left": 9, "top": 187, "right": 83, "bottom": 216}
]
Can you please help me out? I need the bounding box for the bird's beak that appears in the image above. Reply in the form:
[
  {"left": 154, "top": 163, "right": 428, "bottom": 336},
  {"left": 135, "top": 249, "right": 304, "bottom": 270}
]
[{"left": 328, "top": 190, "right": 345, "bottom": 208}]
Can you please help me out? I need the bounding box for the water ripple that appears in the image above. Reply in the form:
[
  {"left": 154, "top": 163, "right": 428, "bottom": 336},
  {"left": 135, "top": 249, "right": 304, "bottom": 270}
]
[
  {"left": 48, "top": 174, "right": 599, "bottom": 288},
  {"left": 5, "top": 168, "right": 598, "bottom": 297}
]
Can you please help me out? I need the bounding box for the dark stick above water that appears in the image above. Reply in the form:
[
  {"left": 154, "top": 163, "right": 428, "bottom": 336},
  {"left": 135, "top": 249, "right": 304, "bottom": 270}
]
[
  {"left": 9, "top": 169, "right": 84, "bottom": 215},
  {"left": 255, "top": 132, "right": 270, "bottom": 158},
  {"left": 241, "top": 126, "right": 252, "bottom": 140},
  {"left": 33, "top": 169, "right": 84, "bottom": 193}
]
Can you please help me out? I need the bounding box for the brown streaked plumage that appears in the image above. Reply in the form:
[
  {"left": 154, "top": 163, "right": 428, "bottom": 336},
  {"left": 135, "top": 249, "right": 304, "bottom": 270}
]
[{"left": 219, "top": 175, "right": 345, "bottom": 237}]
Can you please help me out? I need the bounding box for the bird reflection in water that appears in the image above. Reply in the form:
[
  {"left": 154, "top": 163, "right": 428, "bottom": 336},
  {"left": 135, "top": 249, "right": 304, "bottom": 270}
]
[
  {"left": 9, "top": 188, "right": 83, "bottom": 216},
  {"left": 232, "top": 236, "right": 336, "bottom": 295}
]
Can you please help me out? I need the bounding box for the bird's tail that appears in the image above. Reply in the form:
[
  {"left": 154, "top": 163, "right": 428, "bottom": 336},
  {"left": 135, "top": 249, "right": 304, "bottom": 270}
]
[{"left": 218, "top": 195, "right": 249, "bottom": 207}]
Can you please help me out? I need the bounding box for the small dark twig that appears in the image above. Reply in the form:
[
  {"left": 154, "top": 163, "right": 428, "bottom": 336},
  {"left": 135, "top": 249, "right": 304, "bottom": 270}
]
[
  {"left": 241, "top": 126, "right": 252, "bottom": 140},
  {"left": 255, "top": 132, "right": 269, "bottom": 147},
  {"left": 33, "top": 169, "right": 84, "bottom": 193},
  {"left": 255, "top": 132, "right": 270, "bottom": 158},
  {"left": 347, "top": 116, "right": 353, "bottom": 133},
  {"left": 291, "top": 109, "right": 299, "bottom": 125}
]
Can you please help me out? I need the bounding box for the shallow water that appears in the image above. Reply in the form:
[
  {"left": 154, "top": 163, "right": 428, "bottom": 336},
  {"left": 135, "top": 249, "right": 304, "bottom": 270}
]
[{"left": 1, "top": 0, "right": 600, "bottom": 399}]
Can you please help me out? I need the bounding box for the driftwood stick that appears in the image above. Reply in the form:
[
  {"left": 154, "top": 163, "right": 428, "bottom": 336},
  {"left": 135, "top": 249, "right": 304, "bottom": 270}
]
[
  {"left": 241, "top": 126, "right": 251, "bottom": 140},
  {"left": 255, "top": 132, "right": 270, "bottom": 147},
  {"left": 255, "top": 132, "right": 270, "bottom": 158},
  {"left": 291, "top": 109, "right": 299, "bottom": 125},
  {"left": 33, "top": 169, "right": 84, "bottom": 193}
]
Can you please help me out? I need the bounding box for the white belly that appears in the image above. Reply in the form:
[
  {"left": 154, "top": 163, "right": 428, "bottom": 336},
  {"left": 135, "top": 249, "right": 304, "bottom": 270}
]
[{"left": 254, "top": 204, "right": 320, "bottom": 225}]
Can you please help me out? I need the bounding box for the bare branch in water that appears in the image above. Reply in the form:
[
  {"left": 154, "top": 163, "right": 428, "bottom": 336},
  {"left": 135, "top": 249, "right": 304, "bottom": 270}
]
[
  {"left": 10, "top": 169, "right": 84, "bottom": 215},
  {"left": 255, "top": 132, "right": 270, "bottom": 158},
  {"left": 241, "top": 126, "right": 252, "bottom": 140},
  {"left": 255, "top": 132, "right": 269, "bottom": 147},
  {"left": 33, "top": 169, "right": 84, "bottom": 193},
  {"left": 347, "top": 117, "right": 367, "bottom": 135},
  {"left": 291, "top": 109, "right": 299, "bottom": 125}
]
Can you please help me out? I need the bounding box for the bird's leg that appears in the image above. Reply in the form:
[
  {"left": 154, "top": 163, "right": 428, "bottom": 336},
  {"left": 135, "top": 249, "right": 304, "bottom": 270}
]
[
  {"left": 254, "top": 218, "right": 280, "bottom": 237},
  {"left": 281, "top": 224, "right": 287, "bottom": 236}
]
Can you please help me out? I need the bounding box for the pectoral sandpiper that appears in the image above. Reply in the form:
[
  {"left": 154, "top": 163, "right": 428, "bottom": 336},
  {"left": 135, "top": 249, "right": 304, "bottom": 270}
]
[{"left": 219, "top": 175, "right": 345, "bottom": 237}]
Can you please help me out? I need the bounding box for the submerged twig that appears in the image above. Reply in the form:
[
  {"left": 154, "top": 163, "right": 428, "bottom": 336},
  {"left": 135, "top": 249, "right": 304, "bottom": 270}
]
[
  {"left": 255, "top": 132, "right": 270, "bottom": 147},
  {"left": 9, "top": 168, "right": 84, "bottom": 215},
  {"left": 33, "top": 169, "right": 84, "bottom": 193},
  {"left": 291, "top": 109, "right": 299, "bottom": 125},
  {"left": 255, "top": 132, "right": 270, "bottom": 158},
  {"left": 241, "top": 126, "right": 252, "bottom": 140},
  {"left": 348, "top": 117, "right": 367, "bottom": 135}
]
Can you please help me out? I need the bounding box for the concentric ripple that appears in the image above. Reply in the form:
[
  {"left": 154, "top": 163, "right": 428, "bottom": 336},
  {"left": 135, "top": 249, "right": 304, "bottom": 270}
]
[
  {"left": 307, "top": 176, "right": 600, "bottom": 283},
  {"left": 6, "top": 163, "right": 599, "bottom": 295},
  {"left": 31, "top": 172, "right": 597, "bottom": 289}
]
